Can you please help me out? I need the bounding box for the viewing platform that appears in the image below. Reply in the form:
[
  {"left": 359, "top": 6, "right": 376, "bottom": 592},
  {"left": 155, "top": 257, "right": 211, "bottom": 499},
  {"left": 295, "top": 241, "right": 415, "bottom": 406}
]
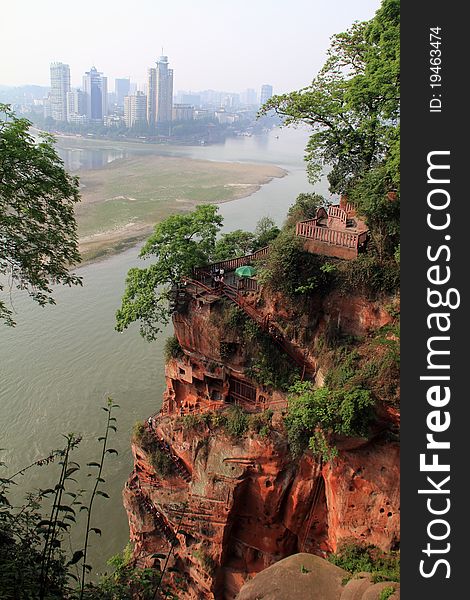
[{"left": 295, "top": 198, "right": 369, "bottom": 260}]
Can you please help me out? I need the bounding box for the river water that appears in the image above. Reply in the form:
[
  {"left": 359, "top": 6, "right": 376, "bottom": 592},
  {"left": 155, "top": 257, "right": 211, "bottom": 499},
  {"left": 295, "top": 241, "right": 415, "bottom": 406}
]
[{"left": 0, "top": 126, "right": 327, "bottom": 573}]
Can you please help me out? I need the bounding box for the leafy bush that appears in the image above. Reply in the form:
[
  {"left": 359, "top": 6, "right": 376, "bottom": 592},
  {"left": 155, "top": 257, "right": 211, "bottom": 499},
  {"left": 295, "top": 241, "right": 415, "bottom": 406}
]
[
  {"left": 379, "top": 587, "right": 396, "bottom": 600},
  {"left": 284, "top": 381, "right": 375, "bottom": 460},
  {"left": 286, "top": 192, "right": 327, "bottom": 226},
  {"left": 259, "top": 228, "right": 335, "bottom": 299},
  {"left": 328, "top": 543, "right": 400, "bottom": 583},
  {"left": 132, "top": 421, "right": 174, "bottom": 476},
  {"left": 335, "top": 254, "right": 399, "bottom": 298},
  {"left": 225, "top": 405, "right": 249, "bottom": 438},
  {"left": 150, "top": 448, "right": 174, "bottom": 477},
  {"left": 164, "top": 335, "right": 183, "bottom": 361},
  {"left": 248, "top": 410, "right": 274, "bottom": 437}
]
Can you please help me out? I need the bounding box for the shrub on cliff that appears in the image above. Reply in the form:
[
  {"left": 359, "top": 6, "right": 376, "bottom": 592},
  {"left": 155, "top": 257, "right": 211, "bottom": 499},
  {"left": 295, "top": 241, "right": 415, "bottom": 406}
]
[
  {"left": 285, "top": 381, "right": 375, "bottom": 460},
  {"left": 164, "top": 335, "right": 184, "bottom": 361},
  {"left": 328, "top": 543, "right": 400, "bottom": 583},
  {"left": 258, "top": 228, "right": 334, "bottom": 299},
  {"left": 225, "top": 405, "right": 249, "bottom": 438}
]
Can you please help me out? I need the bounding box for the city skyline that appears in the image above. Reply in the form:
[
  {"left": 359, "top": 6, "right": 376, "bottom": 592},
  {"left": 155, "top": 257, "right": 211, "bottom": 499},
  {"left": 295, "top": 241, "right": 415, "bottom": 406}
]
[{"left": 0, "top": 0, "right": 381, "bottom": 93}]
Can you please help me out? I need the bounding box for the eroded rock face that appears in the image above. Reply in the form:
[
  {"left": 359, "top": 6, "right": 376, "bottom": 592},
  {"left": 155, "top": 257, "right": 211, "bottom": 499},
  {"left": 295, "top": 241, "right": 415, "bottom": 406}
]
[{"left": 123, "top": 289, "right": 400, "bottom": 599}]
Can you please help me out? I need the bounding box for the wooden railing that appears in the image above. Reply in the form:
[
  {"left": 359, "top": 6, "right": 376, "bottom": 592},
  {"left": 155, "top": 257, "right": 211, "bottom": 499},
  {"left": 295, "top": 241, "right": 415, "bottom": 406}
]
[
  {"left": 193, "top": 246, "right": 270, "bottom": 279},
  {"left": 295, "top": 220, "right": 363, "bottom": 249},
  {"left": 327, "top": 205, "right": 347, "bottom": 225}
]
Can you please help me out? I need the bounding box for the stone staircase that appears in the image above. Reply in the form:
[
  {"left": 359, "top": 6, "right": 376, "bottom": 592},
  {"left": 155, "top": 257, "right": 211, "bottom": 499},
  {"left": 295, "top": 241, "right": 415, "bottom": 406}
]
[{"left": 155, "top": 437, "right": 192, "bottom": 483}]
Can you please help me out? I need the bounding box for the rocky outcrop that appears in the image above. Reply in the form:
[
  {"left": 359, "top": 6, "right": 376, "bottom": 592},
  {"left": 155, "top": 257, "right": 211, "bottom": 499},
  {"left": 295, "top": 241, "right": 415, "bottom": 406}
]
[
  {"left": 123, "top": 284, "right": 400, "bottom": 599},
  {"left": 235, "top": 554, "right": 400, "bottom": 600}
]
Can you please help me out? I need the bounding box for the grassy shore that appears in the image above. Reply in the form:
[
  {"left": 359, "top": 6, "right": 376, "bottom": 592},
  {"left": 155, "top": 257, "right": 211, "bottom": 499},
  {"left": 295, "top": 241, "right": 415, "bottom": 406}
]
[{"left": 72, "top": 149, "right": 286, "bottom": 263}]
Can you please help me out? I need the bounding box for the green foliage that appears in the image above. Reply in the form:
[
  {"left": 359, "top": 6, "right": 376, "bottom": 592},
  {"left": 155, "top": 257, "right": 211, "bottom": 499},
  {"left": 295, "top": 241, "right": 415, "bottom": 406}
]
[
  {"left": 328, "top": 543, "right": 400, "bottom": 583},
  {"left": 78, "top": 398, "right": 119, "bottom": 597},
  {"left": 132, "top": 421, "right": 174, "bottom": 477},
  {"left": 115, "top": 204, "right": 223, "bottom": 341},
  {"left": 253, "top": 216, "right": 281, "bottom": 250},
  {"left": 86, "top": 543, "right": 162, "bottom": 600},
  {"left": 285, "top": 381, "right": 374, "bottom": 460},
  {"left": 320, "top": 323, "right": 400, "bottom": 408},
  {"left": 225, "top": 405, "right": 249, "bottom": 438},
  {"left": 349, "top": 165, "right": 399, "bottom": 260},
  {"left": 211, "top": 216, "right": 280, "bottom": 262},
  {"left": 150, "top": 448, "right": 174, "bottom": 477},
  {"left": 261, "top": 1, "right": 399, "bottom": 192},
  {"left": 248, "top": 410, "right": 273, "bottom": 437},
  {"left": 0, "top": 401, "right": 119, "bottom": 600},
  {"left": 180, "top": 412, "right": 227, "bottom": 433},
  {"left": 259, "top": 228, "right": 334, "bottom": 299},
  {"left": 164, "top": 335, "right": 184, "bottom": 361},
  {"left": 335, "top": 253, "right": 400, "bottom": 297},
  {"left": 132, "top": 420, "right": 146, "bottom": 442},
  {"left": 260, "top": 0, "right": 400, "bottom": 257},
  {"left": 213, "top": 229, "right": 256, "bottom": 261},
  {"left": 379, "top": 587, "right": 396, "bottom": 600},
  {"left": 0, "top": 104, "right": 82, "bottom": 326},
  {"left": 286, "top": 192, "right": 327, "bottom": 225}
]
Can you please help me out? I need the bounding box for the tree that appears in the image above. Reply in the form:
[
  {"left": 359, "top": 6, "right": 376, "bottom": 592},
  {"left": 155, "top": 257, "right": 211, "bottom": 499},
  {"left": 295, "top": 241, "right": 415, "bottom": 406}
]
[
  {"left": 0, "top": 104, "right": 82, "bottom": 326},
  {"left": 115, "top": 204, "right": 223, "bottom": 341},
  {"left": 286, "top": 192, "right": 327, "bottom": 226},
  {"left": 253, "top": 216, "right": 280, "bottom": 249},
  {"left": 213, "top": 229, "right": 256, "bottom": 261},
  {"left": 259, "top": 0, "right": 400, "bottom": 253}
]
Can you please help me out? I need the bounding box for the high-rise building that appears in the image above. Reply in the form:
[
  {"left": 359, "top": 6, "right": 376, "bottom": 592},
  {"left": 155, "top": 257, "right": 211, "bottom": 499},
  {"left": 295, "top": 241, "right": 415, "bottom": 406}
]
[
  {"left": 83, "top": 67, "right": 108, "bottom": 122},
  {"left": 241, "top": 88, "right": 257, "bottom": 106},
  {"left": 124, "top": 91, "right": 147, "bottom": 128},
  {"left": 147, "top": 55, "right": 173, "bottom": 128},
  {"left": 260, "top": 84, "right": 273, "bottom": 106},
  {"left": 50, "top": 62, "right": 70, "bottom": 122},
  {"left": 115, "top": 78, "right": 130, "bottom": 108},
  {"left": 66, "top": 89, "right": 86, "bottom": 122}
]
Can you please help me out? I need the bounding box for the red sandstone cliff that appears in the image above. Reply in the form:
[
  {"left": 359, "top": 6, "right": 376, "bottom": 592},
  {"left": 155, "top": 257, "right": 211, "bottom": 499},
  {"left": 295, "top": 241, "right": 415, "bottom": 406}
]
[{"left": 122, "top": 284, "right": 400, "bottom": 599}]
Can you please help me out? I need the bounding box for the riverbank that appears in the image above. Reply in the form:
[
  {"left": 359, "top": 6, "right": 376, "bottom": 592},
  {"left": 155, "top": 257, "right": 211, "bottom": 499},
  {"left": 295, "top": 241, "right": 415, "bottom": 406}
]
[{"left": 74, "top": 154, "right": 287, "bottom": 263}]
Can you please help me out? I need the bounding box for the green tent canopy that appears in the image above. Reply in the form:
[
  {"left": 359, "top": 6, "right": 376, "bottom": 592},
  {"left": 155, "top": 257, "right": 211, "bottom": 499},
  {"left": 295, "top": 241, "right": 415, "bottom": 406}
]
[{"left": 235, "top": 265, "right": 257, "bottom": 277}]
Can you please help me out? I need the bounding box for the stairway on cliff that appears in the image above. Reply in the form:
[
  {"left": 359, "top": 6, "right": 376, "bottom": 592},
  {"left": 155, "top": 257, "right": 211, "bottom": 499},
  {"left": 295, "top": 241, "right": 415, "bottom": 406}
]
[
  {"left": 136, "top": 488, "right": 179, "bottom": 546},
  {"left": 155, "top": 435, "right": 192, "bottom": 482},
  {"left": 180, "top": 276, "right": 315, "bottom": 378}
]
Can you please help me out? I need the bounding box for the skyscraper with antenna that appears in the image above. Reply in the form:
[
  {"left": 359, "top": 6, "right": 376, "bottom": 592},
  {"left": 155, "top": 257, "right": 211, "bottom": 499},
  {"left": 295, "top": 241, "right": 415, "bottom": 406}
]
[{"left": 147, "top": 54, "right": 173, "bottom": 131}]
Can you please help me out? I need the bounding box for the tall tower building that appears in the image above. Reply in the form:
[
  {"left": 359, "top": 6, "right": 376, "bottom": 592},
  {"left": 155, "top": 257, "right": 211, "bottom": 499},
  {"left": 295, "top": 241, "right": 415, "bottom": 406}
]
[
  {"left": 83, "top": 67, "right": 108, "bottom": 122},
  {"left": 124, "top": 91, "right": 147, "bottom": 128},
  {"left": 50, "top": 62, "right": 70, "bottom": 122},
  {"left": 115, "top": 78, "right": 130, "bottom": 108},
  {"left": 147, "top": 55, "right": 173, "bottom": 129},
  {"left": 260, "top": 84, "right": 273, "bottom": 106}
]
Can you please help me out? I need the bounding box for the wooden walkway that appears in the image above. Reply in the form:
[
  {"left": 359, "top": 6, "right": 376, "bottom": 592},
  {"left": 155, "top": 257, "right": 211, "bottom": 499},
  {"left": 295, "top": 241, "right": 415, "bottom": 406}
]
[{"left": 181, "top": 276, "right": 314, "bottom": 377}]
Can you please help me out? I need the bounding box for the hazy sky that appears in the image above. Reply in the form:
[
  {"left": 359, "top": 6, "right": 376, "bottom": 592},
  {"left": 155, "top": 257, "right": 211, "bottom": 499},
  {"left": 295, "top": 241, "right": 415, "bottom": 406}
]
[{"left": 1, "top": 0, "right": 381, "bottom": 94}]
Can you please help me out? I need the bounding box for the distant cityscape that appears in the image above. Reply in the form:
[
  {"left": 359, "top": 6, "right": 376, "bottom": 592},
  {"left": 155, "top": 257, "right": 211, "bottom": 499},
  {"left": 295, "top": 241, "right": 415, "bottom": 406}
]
[{"left": 0, "top": 56, "right": 276, "bottom": 142}]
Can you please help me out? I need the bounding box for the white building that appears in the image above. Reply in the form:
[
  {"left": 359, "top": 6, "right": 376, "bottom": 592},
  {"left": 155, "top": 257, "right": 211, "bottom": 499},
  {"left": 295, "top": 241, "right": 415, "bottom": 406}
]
[
  {"left": 147, "top": 55, "right": 173, "bottom": 127},
  {"left": 66, "top": 89, "right": 86, "bottom": 122},
  {"left": 50, "top": 62, "right": 70, "bottom": 121},
  {"left": 124, "top": 91, "right": 147, "bottom": 128}
]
